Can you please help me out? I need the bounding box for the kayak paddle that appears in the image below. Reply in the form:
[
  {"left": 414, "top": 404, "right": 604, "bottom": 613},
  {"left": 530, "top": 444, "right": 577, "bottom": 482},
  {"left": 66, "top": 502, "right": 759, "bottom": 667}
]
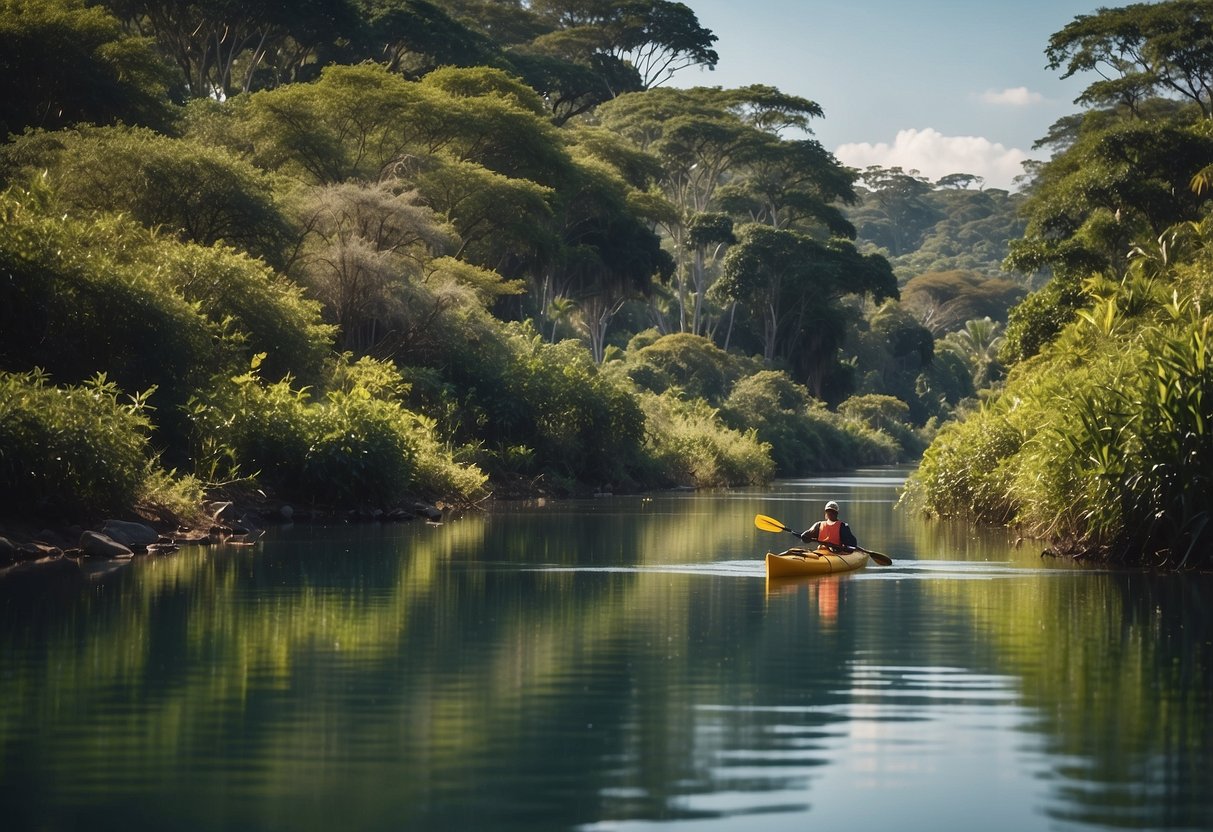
[{"left": 753, "top": 513, "right": 893, "bottom": 566}]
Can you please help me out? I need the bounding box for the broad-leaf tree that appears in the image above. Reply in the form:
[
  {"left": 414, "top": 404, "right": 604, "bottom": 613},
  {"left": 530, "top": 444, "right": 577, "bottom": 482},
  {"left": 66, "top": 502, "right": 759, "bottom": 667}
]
[
  {"left": 0, "top": 0, "right": 176, "bottom": 136},
  {"left": 104, "top": 0, "right": 362, "bottom": 96},
  {"left": 1046, "top": 0, "right": 1213, "bottom": 117},
  {"left": 596, "top": 85, "right": 830, "bottom": 334},
  {"left": 2, "top": 126, "right": 290, "bottom": 267},
  {"left": 713, "top": 224, "right": 897, "bottom": 395}
]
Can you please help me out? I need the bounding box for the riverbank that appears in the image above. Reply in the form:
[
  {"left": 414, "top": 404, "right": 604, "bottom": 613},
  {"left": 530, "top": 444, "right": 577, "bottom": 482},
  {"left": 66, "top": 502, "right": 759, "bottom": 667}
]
[{"left": 0, "top": 487, "right": 449, "bottom": 578}]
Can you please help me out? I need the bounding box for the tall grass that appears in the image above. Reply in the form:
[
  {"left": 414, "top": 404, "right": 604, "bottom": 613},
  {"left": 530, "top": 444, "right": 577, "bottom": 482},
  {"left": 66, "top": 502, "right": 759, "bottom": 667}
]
[{"left": 905, "top": 264, "right": 1213, "bottom": 567}]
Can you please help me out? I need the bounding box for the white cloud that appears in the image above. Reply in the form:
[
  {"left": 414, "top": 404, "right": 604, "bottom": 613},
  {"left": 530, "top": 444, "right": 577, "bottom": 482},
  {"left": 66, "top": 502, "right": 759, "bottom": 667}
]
[
  {"left": 833, "top": 128, "right": 1032, "bottom": 190},
  {"left": 980, "top": 86, "right": 1044, "bottom": 106}
]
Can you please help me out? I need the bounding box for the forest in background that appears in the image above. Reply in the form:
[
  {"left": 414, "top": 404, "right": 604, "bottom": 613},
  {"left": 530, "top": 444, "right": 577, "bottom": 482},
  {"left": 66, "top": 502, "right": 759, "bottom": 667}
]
[{"left": 1, "top": 0, "right": 1209, "bottom": 566}]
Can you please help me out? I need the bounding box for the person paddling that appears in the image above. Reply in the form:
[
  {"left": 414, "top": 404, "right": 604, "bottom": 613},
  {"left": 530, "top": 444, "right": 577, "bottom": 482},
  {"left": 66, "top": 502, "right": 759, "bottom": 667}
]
[{"left": 801, "top": 500, "right": 858, "bottom": 550}]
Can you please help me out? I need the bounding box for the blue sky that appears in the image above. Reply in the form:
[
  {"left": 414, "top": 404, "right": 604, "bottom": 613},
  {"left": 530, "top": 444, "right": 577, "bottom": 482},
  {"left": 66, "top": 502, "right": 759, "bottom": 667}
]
[{"left": 671, "top": 0, "right": 1111, "bottom": 189}]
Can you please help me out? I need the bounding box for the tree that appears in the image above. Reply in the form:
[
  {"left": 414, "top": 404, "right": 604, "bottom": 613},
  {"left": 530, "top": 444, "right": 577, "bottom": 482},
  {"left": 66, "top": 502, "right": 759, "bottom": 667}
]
[
  {"left": 0, "top": 0, "right": 176, "bottom": 137},
  {"left": 848, "top": 178, "right": 1026, "bottom": 279},
  {"left": 851, "top": 166, "right": 941, "bottom": 257},
  {"left": 683, "top": 211, "right": 736, "bottom": 339},
  {"left": 529, "top": 0, "right": 717, "bottom": 88},
  {"left": 900, "top": 269, "right": 1027, "bottom": 335},
  {"left": 1046, "top": 0, "right": 1213, "bottom": 117},
  {"left": 936, "top": 172, "right": 984, "bottom": 190},
  {"left": 1002, "top": 116, "right": 1213, "bottom": 361},
  {"left": 939, "top": 316, "right": 1005, "bottom": 389},
  {"left": 362, "top": 0, "right": 500, "bottom": 79},
  {"left": 717, "top": 137, "right": 857, "bottom": 235},
  {"left": 713, "top": 224, "right": 897, "bottom": 395},
  {"left": 596, "top": 85, "right": 827, "bottom": 334},
  {"left": 289, "top": 181, "right": 457, "bottom": 353},
  {"left": 847, "top": 302, "right": 935, "bottom": 424},
  {"left": 2, "top": 126, "right": 291, "bottom": 267},
  {"left": 103, "top": 0, "right": 362, "bottom": 97},
  {"left": 607, "top": 0, "right": 718, "bottom": 89}
]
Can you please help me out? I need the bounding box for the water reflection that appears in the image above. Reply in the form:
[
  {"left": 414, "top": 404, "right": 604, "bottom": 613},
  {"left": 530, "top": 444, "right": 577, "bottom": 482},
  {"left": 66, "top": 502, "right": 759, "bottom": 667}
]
[{"left": 1, "top": 471, "right": 1211, "bottom": 831}]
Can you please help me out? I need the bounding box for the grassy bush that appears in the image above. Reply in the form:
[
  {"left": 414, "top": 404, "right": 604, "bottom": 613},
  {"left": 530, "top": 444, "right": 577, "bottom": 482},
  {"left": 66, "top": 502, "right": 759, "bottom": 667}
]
[
  {"left": 905, "top": 267, "right": 1213, "bottom": 566},
  {"left": 191, "top": 358, "right": 487, "bottom": 506},
  {"left": 1009, "top": 299, "right": 1212, "bottom": 563},
  {"left": 640, "top": 390, "right": 774, "bottom": 488},
  {"left": 898, "top": 397, "right": 1023, "bottom": 524},
  {"left": 0, "top": 370, "right": 152, "bottom": 518},
  {"left": 192, "top": 370, "right": 414, "bottom": 506},
  {"left": 1, "top": 126, "right": 291, "bottom": 266},
  {"left": 721, "top": 371, "right": 900, "bottom": 473},
  {"left": 0, "top": 187, "right": 218, "bottom": 455},
  {"left": 438, "top": 322, "right": 650, "bottom": 491},
  {"left": 155, "top": 241, "right": 334, "bottom": 386},
  {"left": 626, "top": 332, "right": 757, "bottom": 405},
  {"left": 838, "top": 393, "right": 927, "bottom": 459}
]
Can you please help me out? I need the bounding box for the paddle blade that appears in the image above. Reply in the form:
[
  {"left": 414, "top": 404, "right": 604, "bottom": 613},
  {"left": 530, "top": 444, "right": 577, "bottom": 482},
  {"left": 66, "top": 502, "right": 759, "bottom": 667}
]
[
  {"left": 754, "top": 514, "right": 789, "bottom": 533},
  {"left": 862, "top": 549, "right": 893, "bottom": 566}
]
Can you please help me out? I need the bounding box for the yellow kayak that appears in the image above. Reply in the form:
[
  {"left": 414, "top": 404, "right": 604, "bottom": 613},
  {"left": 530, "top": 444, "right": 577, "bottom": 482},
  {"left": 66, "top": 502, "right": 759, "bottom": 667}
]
[{"left": 765, "top": 546, "right": 869, "bottom": 578}]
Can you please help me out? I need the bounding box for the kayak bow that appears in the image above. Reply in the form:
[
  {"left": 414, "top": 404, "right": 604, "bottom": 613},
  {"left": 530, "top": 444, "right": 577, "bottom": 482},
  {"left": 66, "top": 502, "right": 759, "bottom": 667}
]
[{"left": 765, "top": 546, "right": 869, "bottom": 578}]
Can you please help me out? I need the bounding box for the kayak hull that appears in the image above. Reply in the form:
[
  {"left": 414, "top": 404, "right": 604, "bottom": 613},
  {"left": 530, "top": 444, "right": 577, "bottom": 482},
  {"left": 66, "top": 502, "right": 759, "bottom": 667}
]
[{"left": 765, "top": 547, "right": 869, "bottom": 578}]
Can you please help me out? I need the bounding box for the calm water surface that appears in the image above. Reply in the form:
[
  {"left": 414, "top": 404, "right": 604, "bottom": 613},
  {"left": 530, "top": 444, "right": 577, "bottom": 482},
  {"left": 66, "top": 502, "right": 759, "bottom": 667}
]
[{"left": 2, "top": 468, "right": 1212, "bottom": 831}]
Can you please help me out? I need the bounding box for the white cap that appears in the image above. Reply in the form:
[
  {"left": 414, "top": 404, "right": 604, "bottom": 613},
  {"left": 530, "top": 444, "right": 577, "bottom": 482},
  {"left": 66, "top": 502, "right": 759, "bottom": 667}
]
[{"left": 824, "top": 500, "right": 839, "bottom": 512}]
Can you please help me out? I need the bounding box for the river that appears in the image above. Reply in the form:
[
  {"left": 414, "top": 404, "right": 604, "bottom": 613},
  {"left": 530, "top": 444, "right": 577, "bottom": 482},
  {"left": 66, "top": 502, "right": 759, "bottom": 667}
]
[{"left": 1, "top": 468, "right": 1211, "bottom": 831}]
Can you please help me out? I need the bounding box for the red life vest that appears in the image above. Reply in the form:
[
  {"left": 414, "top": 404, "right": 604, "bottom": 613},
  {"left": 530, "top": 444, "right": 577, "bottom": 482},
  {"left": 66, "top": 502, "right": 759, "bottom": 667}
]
[{"left": 818, "top": 519, "right": 842, "bottom": 545}]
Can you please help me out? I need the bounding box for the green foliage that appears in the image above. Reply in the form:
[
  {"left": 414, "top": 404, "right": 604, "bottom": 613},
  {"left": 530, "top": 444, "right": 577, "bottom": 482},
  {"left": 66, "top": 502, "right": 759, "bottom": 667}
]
[
  {"left": 155, "top": 241, "right": 334, "bottom": 386},
  {"left": 438, "top": 322, "right": 650, "bottom": 490},
  {"left": 0, "top": 186, "right": 218, "bottom": 453},
  {"left": 999, "top": 270, "right": 1086, "bottom": 364},
  {"left": 720, "top": 370, "right": 898, "bottom": 474},
  {"left": 188, "top": 363, "right": 417, "bottom": 504},
  {"left": 1009, "top": 289, "right": 1213, "bottom": 565},
  {"left": 907, "top": 253, "right": 1213, "bottom": 566},
  {"left": 839, "top": 393, "right": 926, "bottom": 460},
  {"left": 0, "top": 0, "right": 176, "bottom": 137},
  {"left": 937, "top": 316, "right": 1006, "bottom": 390},
  {"left": 713, "top": 223, "right": 897, "bottom": 395},
  {"left": 1016, "top": 117, "right": 1213, "bottom": 270},
  {"left": 625, "top": 332, "right": 754, "bottom": 405},
  {"left": 899, "top": 396, "right": 1023, "bottom": 526},
  {"left": 0, "top": 184, "right": 334, "bottom": 461},
  {"left": 861, "top": 186, "right": 1027, "bottom": 280},
  {"left": 1, "top": 126, "right": 292, "bottom": 267},
  {"left": 850, "top": 166, "right": 942, "bottom": 257},
  {"left": 191, "top": 358, "right": 486, "bottom": 505},
  {"left": 639, "top": 390, "right": 773, "bottom": 488},
  {"left": 0, "top": 369, "right": 153, "bottom": 518},
  {"left": 846, "top": 300, "right": 934, "bottom": 423}
]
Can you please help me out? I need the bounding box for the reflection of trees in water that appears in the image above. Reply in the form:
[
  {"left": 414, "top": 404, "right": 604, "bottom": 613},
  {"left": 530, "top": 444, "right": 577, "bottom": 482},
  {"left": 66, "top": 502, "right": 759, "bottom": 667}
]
[
  {"left": 933, "top": 564, "right": 1213, "bottom": 829},
  {"left": 4, "top": 487, "right": 1212, "bottom": 830}
]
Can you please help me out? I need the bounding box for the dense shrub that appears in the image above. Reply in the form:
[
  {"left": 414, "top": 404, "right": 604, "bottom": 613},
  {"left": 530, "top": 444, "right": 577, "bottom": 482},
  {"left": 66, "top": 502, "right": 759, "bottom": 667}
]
[
  {"left": 0, "top": 188, "right": 218, "bottom": 454},
  {"left": 0, "top": 370, "right": 152, "bottom": 518},
  {"left": 641, "top": 390, "right": 774, "bottom": 488},
  {"left": 838, "top": 393, "right": 927, "bottom": 459},
  {"left": 898, "top": 396, "right": 1023, "bottom": 525},
  {"left": 626, "top": 332, "right": 755, "bottom": 405},
  {"left": 155, "top": 241, "right": 333, "bottom": 386},
  {"left": 905, "top": 268, "right": 1213, "bottom": 566},
  {"left": 721, "top": 371, "right": 900, "bottom": 473},
  {"left": 191, "top": 373, "right": 407, "bottom": 506},
  {"left": 438, "top": 322, "right": 650, "bottom": 491},
  {"left": 191, "top": 358, "right": 487, "bottom": 505},
  {"left": 1, "top": 126, "right": 292, "bottom": 267}
]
